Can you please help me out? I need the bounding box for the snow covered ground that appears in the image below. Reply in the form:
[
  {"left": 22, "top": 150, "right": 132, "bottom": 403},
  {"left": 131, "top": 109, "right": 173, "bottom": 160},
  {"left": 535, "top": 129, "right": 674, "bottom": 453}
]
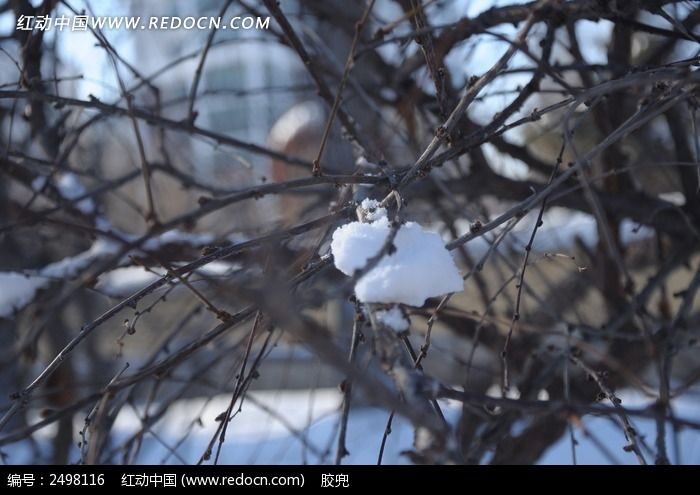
[{"left": 4, "top": 387, "right": 699, "bottom": 465}]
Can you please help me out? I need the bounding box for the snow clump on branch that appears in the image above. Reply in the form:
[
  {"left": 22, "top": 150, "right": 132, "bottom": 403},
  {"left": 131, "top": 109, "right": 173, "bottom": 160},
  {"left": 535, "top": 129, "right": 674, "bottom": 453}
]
[{"left": 330, "top": 199, "right": 463, "bottom": 306}]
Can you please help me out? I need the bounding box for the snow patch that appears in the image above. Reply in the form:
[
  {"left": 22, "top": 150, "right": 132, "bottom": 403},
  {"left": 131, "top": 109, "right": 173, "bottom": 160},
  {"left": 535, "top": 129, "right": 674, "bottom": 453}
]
[
  {"left": 359, "top": 198, "right": 387, "bottom": 222},
  {"left": 0, "top": 217, "right": 236, "bottom": 316},
  {"left": 31, "top": 172, "right": 95, "bottom": 214},
  {"left": 142, "top": 230, "right": 215, "bottom": 251},
  {"left": 414, "top": 426, "right": 436, "bottom": 452},
  {"left": 658, "top": 191, "right": 685, "bottom": 206},
  {"left": 0, "top": 240, "right": 119, "bottom": 317},
  {"left": 95, "top": 267, "right": 163, "bottom": 297},
  {"left": 486, "top": 383, "right": 521, "bottom": 400},
  {"left": 0, "top": 273, "right": 47, "bottom": 317},
  {"left": 95, "top": 262, "right": 241, "bottom": 297},
  {"left": 376, "top": 307, "right": 409, "bottom": 332},
  {"left": 196, "top": 261, "right": 240, "bottom": 277},
  {"left": 355, "top": 156, "right": 380, "bottom": 169},
  {"left": 55, "top": 173, "right": 95, "bottom": 214},
  {"left": 331, "top": 216, "right": 462, "bottom": 306}
]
